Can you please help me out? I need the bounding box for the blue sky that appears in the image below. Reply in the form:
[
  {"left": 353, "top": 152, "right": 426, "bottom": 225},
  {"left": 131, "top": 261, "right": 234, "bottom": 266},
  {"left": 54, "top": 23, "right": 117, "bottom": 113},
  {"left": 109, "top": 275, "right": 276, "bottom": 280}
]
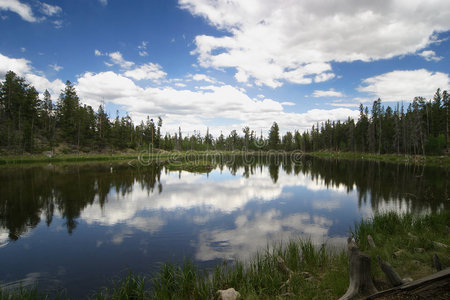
[{"left": 0, "top": 0, "right": 449, "bottom": 136}]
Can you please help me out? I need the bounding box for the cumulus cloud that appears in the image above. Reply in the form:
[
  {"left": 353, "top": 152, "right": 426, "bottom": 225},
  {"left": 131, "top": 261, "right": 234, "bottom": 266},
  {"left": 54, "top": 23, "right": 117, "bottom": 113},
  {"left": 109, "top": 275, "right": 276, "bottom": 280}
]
[
  {"left": 75, "top": 70, "right": 359, "bottom": 134},
  {"left": 123, "top": 63, "right": 167, "bottom": 81},
  {"left": 418, "top": 50, "right": 443, "bottom": 62},
  {"left": 24, "top": 73, "right": 65, "bottom": 98},
  {"left": 313, "top": 89, "right": 344, "bottom": 98},
  {"left": 0, "top": 0, "right": 36, "bottom": 22},
  {"left": 94, "top": 49, "right": 103, "bottom": 56},
  {"left": 192, "top": 73, "right": 217, "bottom": 83},
  {"left": 0, "top": 53, "right": 64, "bottom": 99},
  {"left": 358, "top": 69, "right": 450, "bottom": 102},
  {"left": 180, "top": 0, "right": 450, "bottom": 87},
  {"left": 0, "top": 52, "right": 31, "bottom": 75}
]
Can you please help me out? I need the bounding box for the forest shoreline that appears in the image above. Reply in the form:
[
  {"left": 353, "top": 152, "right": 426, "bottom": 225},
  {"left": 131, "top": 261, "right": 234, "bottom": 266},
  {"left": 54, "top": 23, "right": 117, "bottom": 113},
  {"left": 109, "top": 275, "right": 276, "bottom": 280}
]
[{"left": 1, "top": 150, "right": 449, "bottom": 167}]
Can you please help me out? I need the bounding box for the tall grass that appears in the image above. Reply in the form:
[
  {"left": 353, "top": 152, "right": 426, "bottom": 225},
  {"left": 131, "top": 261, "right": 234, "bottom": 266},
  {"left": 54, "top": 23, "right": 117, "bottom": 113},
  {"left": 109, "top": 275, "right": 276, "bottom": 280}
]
[
  {"left": 92, "top": 271, "right": 149, "bottom": 299},
  {"left": 149, "top": 239, "right": 349, "bottom": 299},
  {"left": 351, "top": 210, "right": 450, "bottom": 281}
]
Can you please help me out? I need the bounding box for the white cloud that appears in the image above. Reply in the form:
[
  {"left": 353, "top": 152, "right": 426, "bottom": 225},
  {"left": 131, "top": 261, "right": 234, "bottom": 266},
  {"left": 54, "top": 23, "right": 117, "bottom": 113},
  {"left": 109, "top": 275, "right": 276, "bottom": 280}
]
[
  {"left": 24, "top": 73, "right": 65, "bottom": 99},
  {"left": 49, "top": 63, "right": 62, "bottom": 72},
  {"left": 0, "top": 52, "right": 31, "bottom": 75},
  {"left": 313, "top": 89, "right": 344, "bottom": 98},
  {"left": 315, "top": 72, "right": 336, "bottom": 83},
  {"left": 94, "top": 49, "right": 102, "bottom": 56},
  {"left": 192, "top": 73, "right": 217, "bottom": 83},
  {"left": 123, "top": 63, "right": 167, "bottom": 81},
  {"left": 327, "top": 101, "right": 360, "bottom": 108},
  {"left": 139, "top": 51, "right": 148, "bottom": 57},
  {"left": 418, "top": 50, "right": 443, "bottom": 62},
  {"left": 0, "top": 53, "right": 65, "bottom": 99},
  {"left": 40, "top": 2, "right": 62, "bottom": 16},
  {"left": 0, "top": 0, "right": 36, "bottom": 22},
  {"left": 358, "top": 69, "right": 450, "bottom": 102},
  {"left": 180, "top": 0, "right": 450, "bottom": 88},
  {"left": 99, "top": 0, "right": 107, "bottom": 6},
  {"left": 107, "top": 51, "right": 135, "bottom": 69}
]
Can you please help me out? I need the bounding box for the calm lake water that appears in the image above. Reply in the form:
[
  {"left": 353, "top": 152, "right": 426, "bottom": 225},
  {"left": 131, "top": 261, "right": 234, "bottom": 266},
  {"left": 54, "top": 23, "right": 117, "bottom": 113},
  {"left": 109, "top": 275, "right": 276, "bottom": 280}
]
[{"left": 0, "top": 155, "right": 448, "bottom": 297}]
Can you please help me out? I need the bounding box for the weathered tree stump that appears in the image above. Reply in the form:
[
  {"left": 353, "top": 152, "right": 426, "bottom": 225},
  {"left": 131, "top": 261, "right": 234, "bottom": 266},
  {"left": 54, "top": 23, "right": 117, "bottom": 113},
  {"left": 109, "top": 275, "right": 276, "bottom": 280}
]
[
  {"left": 338, "top": 239, "right": 378, "bottom": 300},
  {"left": 377, "top": 255, "right": 404, "bottom": 287}
]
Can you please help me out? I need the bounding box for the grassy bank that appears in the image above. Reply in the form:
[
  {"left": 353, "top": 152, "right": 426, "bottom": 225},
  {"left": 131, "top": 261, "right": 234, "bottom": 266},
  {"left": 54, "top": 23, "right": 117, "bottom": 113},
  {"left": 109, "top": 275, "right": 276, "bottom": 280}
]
[
  {"left": 2, "top": 211, "right": 448, "bottom": 299},
  {"left": 2, "top": 150, "right": 449, "bottom": 168},
  {"left": 309, "top": 151, "right": 450, "bottom": 167},
  {"left": 0, "top": 150, "right": 243, "bottom": 166}
]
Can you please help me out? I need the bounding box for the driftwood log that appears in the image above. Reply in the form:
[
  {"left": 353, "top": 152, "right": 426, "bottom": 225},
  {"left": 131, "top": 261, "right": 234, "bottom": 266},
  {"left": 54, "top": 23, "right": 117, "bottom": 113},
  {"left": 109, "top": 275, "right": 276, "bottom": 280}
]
[
  {"left": 338, "top": 239, "right": 378, "bottom": 300},
  {"left": 365, "top": 267, "right": 450, "bottom": 299}
]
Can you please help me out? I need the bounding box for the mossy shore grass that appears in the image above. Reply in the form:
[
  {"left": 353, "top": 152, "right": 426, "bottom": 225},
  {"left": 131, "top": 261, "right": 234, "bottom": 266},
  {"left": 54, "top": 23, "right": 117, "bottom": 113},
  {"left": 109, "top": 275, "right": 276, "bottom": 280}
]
[{"left": 2, "top": 211, "right": 448, "bottom": 299}]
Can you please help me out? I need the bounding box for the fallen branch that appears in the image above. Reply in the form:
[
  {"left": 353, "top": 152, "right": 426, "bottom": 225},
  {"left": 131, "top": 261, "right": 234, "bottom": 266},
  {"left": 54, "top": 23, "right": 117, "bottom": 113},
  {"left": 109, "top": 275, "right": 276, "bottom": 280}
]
[
  {"left": 277, "top": 256, "right": 293, "bottom": 276},
  {"left": 377, "top": 256, "right": 404, "bottom": 287},
  {"left": 433, "top": 254, "right": 442, "bottom": 271}
]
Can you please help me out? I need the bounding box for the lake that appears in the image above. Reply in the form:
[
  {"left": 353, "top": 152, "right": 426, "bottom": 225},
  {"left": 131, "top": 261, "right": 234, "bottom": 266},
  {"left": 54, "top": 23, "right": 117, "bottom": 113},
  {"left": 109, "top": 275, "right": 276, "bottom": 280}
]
[{"left": 0, "top": 154, "right": 448, "bottom": 298}]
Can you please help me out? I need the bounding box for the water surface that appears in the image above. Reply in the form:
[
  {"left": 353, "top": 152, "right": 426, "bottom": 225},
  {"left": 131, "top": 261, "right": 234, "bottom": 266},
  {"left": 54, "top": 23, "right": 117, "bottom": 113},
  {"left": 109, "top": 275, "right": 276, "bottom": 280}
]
[{"left": 0, "top": 156, "right": 447, "bottom": 297}]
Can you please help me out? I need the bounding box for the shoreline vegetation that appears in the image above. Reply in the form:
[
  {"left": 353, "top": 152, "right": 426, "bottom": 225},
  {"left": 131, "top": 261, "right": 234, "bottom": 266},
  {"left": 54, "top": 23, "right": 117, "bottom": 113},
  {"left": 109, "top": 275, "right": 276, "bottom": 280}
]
[
  {"left": 0, "top": 150, "right": 449, "bottom": 168},
  {"left": 0, "top": 211, "right": 448, "bottom": 299}
]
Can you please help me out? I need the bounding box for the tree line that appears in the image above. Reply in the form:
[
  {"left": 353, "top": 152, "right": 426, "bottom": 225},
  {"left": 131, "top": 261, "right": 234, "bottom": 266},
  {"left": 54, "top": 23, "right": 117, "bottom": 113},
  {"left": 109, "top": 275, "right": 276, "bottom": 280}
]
[{"left": 0, "top": 70, "right": 448, "bottom": 155}]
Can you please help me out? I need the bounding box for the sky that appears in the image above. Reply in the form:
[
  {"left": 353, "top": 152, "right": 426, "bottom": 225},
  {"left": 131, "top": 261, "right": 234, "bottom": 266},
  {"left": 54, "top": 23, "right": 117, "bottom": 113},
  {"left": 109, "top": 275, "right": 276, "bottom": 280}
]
[{"left": 0, "top": 0, "right": 449, "bottom": 136}]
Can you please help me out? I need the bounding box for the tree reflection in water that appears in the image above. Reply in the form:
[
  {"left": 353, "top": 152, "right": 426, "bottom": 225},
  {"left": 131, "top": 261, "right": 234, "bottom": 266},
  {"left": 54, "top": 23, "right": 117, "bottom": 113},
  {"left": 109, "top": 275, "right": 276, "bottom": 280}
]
[{"left": 0, "top": 156, "right": 447, "bottom": 242}]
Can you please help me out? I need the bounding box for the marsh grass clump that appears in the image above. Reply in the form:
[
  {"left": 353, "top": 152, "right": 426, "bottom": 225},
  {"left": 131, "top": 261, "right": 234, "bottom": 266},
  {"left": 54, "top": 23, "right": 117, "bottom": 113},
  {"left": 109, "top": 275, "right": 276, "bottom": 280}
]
[
  {"left": 151, "top": 261, "right": 211, "bottom": 299},
  {"left": 92, "top": 272, "right": 149, "bottom": 300},
  {"left": 149, "top": 240, "right": 349, "bottom": 299}
]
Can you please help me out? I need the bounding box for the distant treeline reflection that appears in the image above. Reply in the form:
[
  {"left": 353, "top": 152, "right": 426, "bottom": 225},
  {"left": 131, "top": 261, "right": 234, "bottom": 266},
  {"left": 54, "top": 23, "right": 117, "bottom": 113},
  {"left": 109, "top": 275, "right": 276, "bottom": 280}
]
[{"left": 0, "top": 156, "right": 448, "bottom": 241}]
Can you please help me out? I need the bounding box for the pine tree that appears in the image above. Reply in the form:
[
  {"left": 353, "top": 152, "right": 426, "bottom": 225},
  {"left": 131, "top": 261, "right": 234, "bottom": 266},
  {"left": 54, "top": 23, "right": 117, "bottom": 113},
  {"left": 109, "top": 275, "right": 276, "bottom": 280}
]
[
  {"left": 57, "top": 81, "right": 80, "bottom": 145},
  {"left": 268, "top": 122, "right": 280, "bottom": 150}
]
